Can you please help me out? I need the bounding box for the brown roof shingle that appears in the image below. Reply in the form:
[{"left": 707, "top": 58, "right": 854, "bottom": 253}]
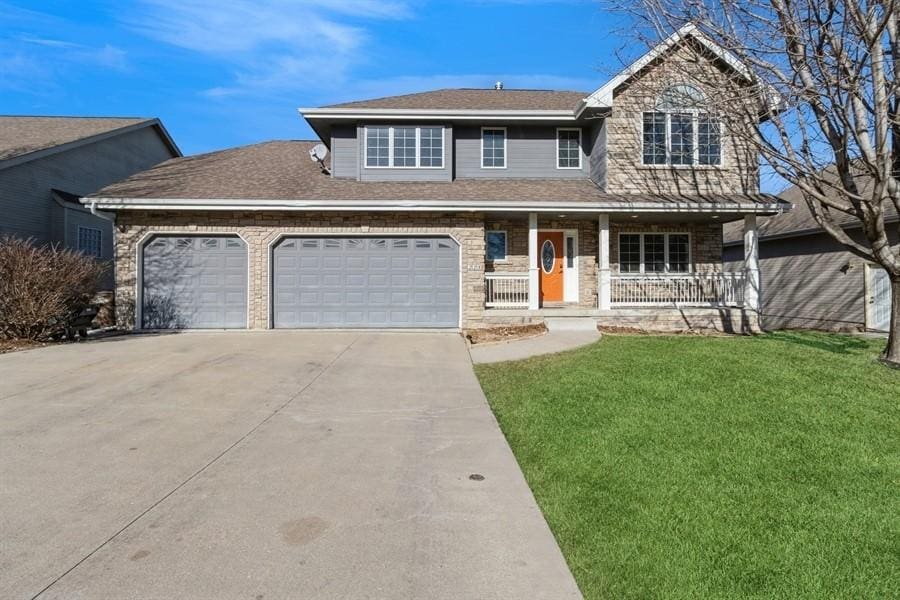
[
  {"left": 0, "top": 116, "right": 153, "bottom": 162},
  {"left": 90, "top": 141, "right": 783, "bottom": 212},
  {"left": 322, "top": 89, "right": 588, "bottom": 111}
]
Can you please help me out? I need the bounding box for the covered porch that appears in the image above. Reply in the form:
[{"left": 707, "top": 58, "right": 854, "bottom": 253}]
[{"left": 481, "top": 210, "right": 763, "bottom": 330}]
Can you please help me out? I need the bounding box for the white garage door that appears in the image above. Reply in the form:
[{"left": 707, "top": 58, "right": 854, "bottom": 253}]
[
  {"left": 272, "top": 236, "right": 460, "bottom": 328},
  {"left": 141, "top": 235, "right": 247, "bottom": 329}
]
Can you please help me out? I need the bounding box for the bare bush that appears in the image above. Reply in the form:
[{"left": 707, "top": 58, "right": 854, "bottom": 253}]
[{"left": 0, "top": 236, "right": 107, "bottom": 341}]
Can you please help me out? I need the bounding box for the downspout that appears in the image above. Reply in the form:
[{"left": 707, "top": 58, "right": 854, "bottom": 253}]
[{"left": 89, "top": 200, "right": 115, "bottom": 222}]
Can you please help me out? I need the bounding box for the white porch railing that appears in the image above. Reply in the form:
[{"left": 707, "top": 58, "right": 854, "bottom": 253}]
[
  {"left": 485, "top": 272, "right": 530, "bottom": 308},
  {"left": 611, "top": 272, "right": 746, "bottom": 307}
]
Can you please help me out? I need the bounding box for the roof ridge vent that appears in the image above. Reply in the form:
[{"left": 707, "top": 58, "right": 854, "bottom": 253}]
[{"left": 494, "top": 81, "right": 503, "bottom": 90}]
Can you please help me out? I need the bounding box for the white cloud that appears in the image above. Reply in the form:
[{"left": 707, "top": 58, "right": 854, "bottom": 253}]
[{"left": 126, "top": 0, "right": 412, "bottom": 96}]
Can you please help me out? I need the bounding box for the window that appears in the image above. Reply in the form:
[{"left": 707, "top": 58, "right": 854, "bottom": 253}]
[
  {"left": 618, "top": 233, "right": 692, "bottom": 273},
  {"left": 641, "top": 84, "right": 721, "bottom": 167},
  {"left": 419, "top": 127, "right": 444, "bottom": 167},
  {"left": 365, "top": 126, "right": 443, "bottom": 168},
  {"left": 557, "top": 129, "right": 581, "bottom": 169},
  {"left": 485, "top": 231, "right": 507, "bottom": 262},
  {"left": 77, "top": 227, "right": 102, "bottom": 257},
  {"left": 365, "top": 126, "right": 390, "bottom": 167},
  {"left": 392, "top": 127, "right": 417, "bottom": 167},
  {"left": 482, "top": 128, "right": 506, "bottom": 168}
]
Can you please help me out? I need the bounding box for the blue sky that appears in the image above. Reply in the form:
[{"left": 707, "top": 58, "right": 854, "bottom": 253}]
[{"left": 0, "top": 1, "right": 635, "bottom": 155}]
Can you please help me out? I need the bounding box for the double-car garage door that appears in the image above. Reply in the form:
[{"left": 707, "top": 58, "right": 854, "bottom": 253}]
[{"left": 140, "top": 235, "right": 460, "bottom": 329}]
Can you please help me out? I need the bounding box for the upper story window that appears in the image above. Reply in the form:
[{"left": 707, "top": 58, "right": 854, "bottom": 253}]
[
  {"left": 642, "top": 84, "right": 721, "bottom": 167},
  {"left": 364, "top": 126, "right": 444, "bottom": 168},
  {"left": 557, "top": 128, "right": 581, "bottom": 169},
  {"left": 482, "top": 128, "right": 506, "bottom": 168},
  {"left": 619, "top": 232, "right": 691, "bottom": 273},
  {"left": 77, "top": 226, "right": 102, "bottom": 258}
]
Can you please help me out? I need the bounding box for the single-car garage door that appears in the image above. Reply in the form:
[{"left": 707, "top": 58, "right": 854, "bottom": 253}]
[
  {"left": 141, "top": 235, "right": 248, "bottom": 329},
  {"left": 273, "top": 236, "right": 459, "bottom": 328}
]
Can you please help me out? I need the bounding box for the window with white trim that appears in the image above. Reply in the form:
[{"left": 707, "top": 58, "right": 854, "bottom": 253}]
[
  {"left": 619, "top": 233, "right": 690, "bottom": 273},
  {"left": 77, "top": 226, "right": 102, "bottom": 258},
  {"left": 364, "top": 126, "right": 443, "bottom": 168},
  {"left": 482, "top": 128, "right": 506, "bottom": 168},
  {"left": 557, "top": 128, "right": 581, "bottom": 169},
  {"left": 485, "top": 230, "right": 507, "bottom": 262},
  {"left": 642, "top": 84, "right": 721, "bottom": 167}
]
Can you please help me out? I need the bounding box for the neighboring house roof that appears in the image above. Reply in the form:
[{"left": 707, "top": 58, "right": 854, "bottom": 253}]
[
  {"left": 87, "top": 140, "right": 785, "bottom": 215},
  {"left": 323, "top": 89, "right": 589, "bottom": 111},
  {"left": 724, "top": 175, "right": 898, "bottom": 245},
  {"left": 0, "top": 116, "right": 181, "bottom": 169}
]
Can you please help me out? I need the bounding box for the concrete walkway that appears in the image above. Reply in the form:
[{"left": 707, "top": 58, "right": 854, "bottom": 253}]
[
  {"left": 0, "top": 332, "right": 581, "bottom": 599},
  {"left": 470, "top": 329, "right": 602, "bottom": 364}
]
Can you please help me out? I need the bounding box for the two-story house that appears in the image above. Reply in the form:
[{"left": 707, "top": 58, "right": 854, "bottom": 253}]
[
  {"left": 0, "top": 116, "right": 180, "bottom": 289},
  {"left": 86, "top": 24, "right": 787, "bottom": 332}
]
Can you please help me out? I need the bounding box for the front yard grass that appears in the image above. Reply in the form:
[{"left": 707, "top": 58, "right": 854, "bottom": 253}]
[{"left": 475, "top": 332, "right": 899, "bottom": 599}]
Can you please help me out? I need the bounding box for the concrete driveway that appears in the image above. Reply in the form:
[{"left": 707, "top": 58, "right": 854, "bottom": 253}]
[{"left": 0, "top": 332, "right": 580, "bottom": 599}]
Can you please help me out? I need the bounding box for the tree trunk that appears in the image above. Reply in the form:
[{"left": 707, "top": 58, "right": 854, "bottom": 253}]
[{"left": 884, "top": 277, "right": 900, "bottom": 366}]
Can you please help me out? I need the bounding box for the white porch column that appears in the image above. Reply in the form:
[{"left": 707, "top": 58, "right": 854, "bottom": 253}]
[
  {"left": 598, "top": 214, "right": 611, "bottom": 310},
  {"left": 528, "top": 212, "right": 540, "bottom": 309},
  {"left": 743, "top": 214, "right": 761, "bottom": 313}
]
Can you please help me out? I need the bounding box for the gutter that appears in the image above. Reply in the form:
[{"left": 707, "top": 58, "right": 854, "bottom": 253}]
[{"left": 88, "top": 200, "right": 116, "bottom": 222}]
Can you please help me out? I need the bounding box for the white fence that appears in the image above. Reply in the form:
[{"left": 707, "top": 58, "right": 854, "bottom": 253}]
[
  {"left": 611, "top": 272, "right": 745, "bottom": 307},
  {"left": 485, "top": 273, "right": 530, "bottom": 308}
]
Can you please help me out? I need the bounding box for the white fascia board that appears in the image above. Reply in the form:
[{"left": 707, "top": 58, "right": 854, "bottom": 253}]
[
  {"left": 298, "top": 107, "right": 577, "bottom": 121},
  {"left": 582, "top": 23, "right": 754, "bottom": 110},
  {"left": 85, "top": 196, "right": 788, "bottom": 214}
]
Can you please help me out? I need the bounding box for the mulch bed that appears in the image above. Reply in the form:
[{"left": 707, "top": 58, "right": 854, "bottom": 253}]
[{"left": 465, "top": 323, "right": 548, "bottom": 345}]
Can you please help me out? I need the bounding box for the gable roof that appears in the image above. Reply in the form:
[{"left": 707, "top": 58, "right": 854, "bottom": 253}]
[
  {"left": 0, "top": 116, "right": 181, "bottom": 169},
  {"left": 322, "top": 89, "right": 589, "bottom": 112},
  {"left": 86, "top": 140, "right": 785, "bottom": 215},
  {"left": 581, "top": 23, "right": 754, "bottom": 111}
]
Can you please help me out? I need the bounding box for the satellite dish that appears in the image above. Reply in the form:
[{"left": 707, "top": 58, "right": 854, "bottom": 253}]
[
  {"left": 309, "top": 143, "right": 329, "bottom": 162},
  {"left": 308, "top": 143, "right": 330, "bottom": 174}
]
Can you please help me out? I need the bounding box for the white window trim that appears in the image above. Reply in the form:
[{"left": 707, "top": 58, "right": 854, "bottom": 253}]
[
  {"left": 485, "top": 230, "right": 508, "bottom": 263},
  {"left": 640, "top": 111, "right": 723, "bottom": 168},
  {"left": 556, "top": 127, "right": 582, "bottom": 170},
  {"left": 617, "top": 232, "right": 693, "bottom": 274},
  {"left": 364, "top": 125, "right": 445, "bottom": 169},
  {"left": 77, "top": 226, "right": 102, "bottom": 258},
  {"left": 481, "top": 126, "right": 507, "bottom": 169}
]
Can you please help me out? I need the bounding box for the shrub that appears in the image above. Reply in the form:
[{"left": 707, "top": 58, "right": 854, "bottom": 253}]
[{"left": 0, "top": 236, "right": 107, "bottom": 341}]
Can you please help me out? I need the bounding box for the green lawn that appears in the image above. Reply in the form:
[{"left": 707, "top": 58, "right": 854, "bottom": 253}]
[{"left": 475, "top": 332, "right": 900, "bottom": 599}]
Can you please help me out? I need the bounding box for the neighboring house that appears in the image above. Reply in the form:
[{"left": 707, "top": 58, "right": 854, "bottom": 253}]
[
  {"left": 724, "top": 181, "right": 897, "bottom": 332},
  {"left": 86, "top": 24, "right": 788, "bottom": 333},
  {"left": 0, "top": 116, "right": 180, "bottom": 287}
]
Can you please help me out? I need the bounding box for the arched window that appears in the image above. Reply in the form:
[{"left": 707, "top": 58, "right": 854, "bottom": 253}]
[{"left": 642, "top": 84, "right": 721, "bottom": 167}]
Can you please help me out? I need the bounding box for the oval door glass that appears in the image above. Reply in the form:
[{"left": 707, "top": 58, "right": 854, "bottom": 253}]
[{"left": 541, "top": 240, "right": 555, "bottom": 273}]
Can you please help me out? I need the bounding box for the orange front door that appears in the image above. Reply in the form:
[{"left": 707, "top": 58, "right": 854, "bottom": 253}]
[{"left": 537, "top": 231, "right": 564, "bottom": 303}]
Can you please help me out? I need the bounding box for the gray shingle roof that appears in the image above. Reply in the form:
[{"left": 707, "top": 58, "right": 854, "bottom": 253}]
[
  {"left": 724, "top": 174, "right": 898, "bottom": 243},
  {"left": 90, "top": 140, "right": 783, "bottom": 212},
  {"left": 322, "top": 89, "right": 589, "bottom": 111},
  {"left": 0, "top": 116, "right": 153, "bottom": 162}
]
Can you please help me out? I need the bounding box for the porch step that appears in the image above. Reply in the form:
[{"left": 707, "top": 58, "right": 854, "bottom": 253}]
[{"left": 544, "top": 316, "right": 600, "bottom": 332}]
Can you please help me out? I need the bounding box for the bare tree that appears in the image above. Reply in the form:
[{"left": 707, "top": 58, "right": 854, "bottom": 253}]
[{"left": 614, "top": 0, "right": 900, "bottom": 364}]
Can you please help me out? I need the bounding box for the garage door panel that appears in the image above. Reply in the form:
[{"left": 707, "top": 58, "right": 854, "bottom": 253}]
[
  {"left": 142, "top": 235, "right": 247, "bottom": 329},
  {"left": 273, "top": 236, "right": 459, "bottom": 328}
]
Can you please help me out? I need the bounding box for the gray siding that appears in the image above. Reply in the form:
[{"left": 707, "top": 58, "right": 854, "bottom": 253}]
[
  {"left": 455, "top": 125, "right": 589, "bottom": 179},
  {"left": 588, "top": 120, "right": 607, "bottom": 189},
  {"left": 725, "top": 230, "right": 899, "bottom": 331},
  {"left": 0, "top": 126, "right": 175, "bottom": 244},
  {"left": 358, "top": 125, "right": 452, "bottom": 182},
  {"left": 330, "top": 125, "right": 358, "bottom": 179}
]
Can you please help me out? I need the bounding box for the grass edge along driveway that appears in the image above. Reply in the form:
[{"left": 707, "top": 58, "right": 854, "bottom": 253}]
[{"left": 475, "top": 332, "right": 900, "bottom": 600}]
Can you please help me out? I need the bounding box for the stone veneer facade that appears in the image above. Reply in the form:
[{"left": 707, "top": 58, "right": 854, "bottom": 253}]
[
  {"left": 114, "top": 210, "right": 486, "bottom": 330},
  {"left": 604, "top": 43, "right": 759, "bottom": 196},
  {"left": 115, "top": 211, "right": 728, "bottom": 330}
]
